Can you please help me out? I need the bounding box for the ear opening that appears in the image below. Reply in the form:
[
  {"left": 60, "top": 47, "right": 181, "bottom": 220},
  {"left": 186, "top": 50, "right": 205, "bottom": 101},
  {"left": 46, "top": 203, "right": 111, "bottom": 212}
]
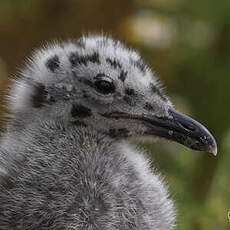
[{"left": 30, "top": 83, "right": 47, "bottom": 108}]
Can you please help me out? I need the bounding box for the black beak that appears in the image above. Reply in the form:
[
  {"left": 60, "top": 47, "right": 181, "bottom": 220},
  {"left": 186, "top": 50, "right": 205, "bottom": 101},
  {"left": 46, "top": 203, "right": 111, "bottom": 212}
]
[{"left": 143, "top": 107, "right": 217, "bottom": 155}]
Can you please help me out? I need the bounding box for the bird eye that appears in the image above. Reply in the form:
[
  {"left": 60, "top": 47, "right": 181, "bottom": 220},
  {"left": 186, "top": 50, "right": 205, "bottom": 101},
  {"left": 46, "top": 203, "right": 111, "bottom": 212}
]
[{"left": 94, "top": 75, "right": 115, "bottom": 95}]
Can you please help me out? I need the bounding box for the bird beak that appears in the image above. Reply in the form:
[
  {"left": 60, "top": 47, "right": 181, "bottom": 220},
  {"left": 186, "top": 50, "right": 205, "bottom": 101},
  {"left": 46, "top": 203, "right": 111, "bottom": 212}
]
[{"left": 143, "top": 107, "right": 217, "bottom": 155}]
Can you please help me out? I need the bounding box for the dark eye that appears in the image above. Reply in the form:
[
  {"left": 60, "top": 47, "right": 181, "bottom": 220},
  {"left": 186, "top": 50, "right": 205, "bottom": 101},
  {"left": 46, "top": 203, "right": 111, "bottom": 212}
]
[{"left": 94, "top": 75, "right": 115, "bottom": 95}]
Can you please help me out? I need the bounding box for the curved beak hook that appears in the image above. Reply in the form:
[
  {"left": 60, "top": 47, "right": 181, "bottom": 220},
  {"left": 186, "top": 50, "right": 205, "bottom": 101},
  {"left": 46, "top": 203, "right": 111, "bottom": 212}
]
[{"left": 143, "top": 107, "right": 217, "bottom": 155}]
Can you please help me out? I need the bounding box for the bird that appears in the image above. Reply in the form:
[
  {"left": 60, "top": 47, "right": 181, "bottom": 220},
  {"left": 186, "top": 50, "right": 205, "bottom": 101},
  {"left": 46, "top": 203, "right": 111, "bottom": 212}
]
[{"left": 0, "top": 35, "right": 217, "bottom": 230}]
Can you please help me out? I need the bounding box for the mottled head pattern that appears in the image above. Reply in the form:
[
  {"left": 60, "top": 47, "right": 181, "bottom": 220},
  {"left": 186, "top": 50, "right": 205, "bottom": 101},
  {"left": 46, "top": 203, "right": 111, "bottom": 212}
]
[{"left": 8, "top": 35, "right": 172, "bottom": 137}]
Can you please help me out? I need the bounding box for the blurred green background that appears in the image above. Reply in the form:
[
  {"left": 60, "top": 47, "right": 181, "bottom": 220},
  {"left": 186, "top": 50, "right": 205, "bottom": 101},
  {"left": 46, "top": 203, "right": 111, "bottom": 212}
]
[{"left": 0, "top": 0, "right": 229, "bottom": 229}]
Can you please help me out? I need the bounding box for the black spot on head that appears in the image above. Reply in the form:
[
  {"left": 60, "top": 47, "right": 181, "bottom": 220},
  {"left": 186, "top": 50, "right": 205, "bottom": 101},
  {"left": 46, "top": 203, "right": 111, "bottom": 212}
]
[
  {"left": 150, "top": 83, "right": 167, "bottom": 101},
  {"left": 118, "top": 70, "right": 128, "bottom": 82},
  {"left": 70, "top": 52, "right": 100, "bottom": 67},
  {"left": 69, "top": 53, "right": 84, "bottom": 66},
  {"left": 106, "top": 58, "right": 122, "bottom": 69},
  {"left": 88, "top": 52, "right": 100, "bottom": 64},
  {"left": 108, "top": 128, "right": 117, "bottom": 138},
  {"left": 125, "top": 88, "right": 135, "bottom": 96},
  {"left": 31, "top": 84, "right": 47, "bottom": 108},
  {"left": 118, "top": 128, "right": 129, "bottom": 137},
  {"left": 46, "top": 55, "right": 60, "bottom": 72},
  {"left": 144, "top": 102, "right": 154, "bottom": 111},
  {"left": 131, "top": 59, "right": 147, "bottom": 74},
  {"left": 71, "top": 104, "right": 92, "bottom": 118},
  {"left": 108, "top": 128, "right": 129, "bottom": 138},
  {"left": 123, "top": 95, "right": 135, "bottom": 106}
]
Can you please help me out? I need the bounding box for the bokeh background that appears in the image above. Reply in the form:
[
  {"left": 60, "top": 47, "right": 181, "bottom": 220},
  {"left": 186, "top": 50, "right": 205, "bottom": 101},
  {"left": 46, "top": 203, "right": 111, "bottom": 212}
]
[{"left": 0, "top": 0, "right": 229, "bottom": 229}]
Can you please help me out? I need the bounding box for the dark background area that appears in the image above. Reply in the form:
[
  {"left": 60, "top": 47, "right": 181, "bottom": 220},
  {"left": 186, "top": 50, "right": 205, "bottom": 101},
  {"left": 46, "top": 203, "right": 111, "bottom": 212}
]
[{"left": 0, "top": 0, "right": 229, "bottom": 229}]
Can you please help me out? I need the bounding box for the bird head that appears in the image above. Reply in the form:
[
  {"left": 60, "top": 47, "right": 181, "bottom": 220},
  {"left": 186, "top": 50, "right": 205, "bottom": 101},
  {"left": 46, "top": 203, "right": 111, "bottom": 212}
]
[{"left": 8, "top": 35, "right": 217, "bottom": 155}]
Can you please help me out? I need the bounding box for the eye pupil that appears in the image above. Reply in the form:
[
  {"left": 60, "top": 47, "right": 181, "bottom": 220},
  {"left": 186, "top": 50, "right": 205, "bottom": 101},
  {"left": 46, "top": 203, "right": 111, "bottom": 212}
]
[{"left": 94, "top": 78, "right": 115, "bottom": 95}]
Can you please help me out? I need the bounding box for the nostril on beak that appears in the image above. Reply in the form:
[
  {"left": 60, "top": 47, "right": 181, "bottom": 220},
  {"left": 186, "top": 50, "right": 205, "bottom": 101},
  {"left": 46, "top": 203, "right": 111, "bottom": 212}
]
[{"left": 180, "top": 122, "right": 196, "bottom": 132}]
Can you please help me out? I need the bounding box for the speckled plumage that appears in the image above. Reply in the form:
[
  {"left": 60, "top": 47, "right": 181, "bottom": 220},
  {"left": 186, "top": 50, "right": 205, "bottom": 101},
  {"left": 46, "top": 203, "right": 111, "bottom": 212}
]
[{"left": 0, "top": 35, "right": 176, "bottom": 229}]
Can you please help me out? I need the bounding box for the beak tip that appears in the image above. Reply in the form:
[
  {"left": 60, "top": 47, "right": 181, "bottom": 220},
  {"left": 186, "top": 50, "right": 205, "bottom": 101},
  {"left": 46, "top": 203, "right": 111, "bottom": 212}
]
[{"left": 207, "top": 143, "right": 218, "bottom": 156}]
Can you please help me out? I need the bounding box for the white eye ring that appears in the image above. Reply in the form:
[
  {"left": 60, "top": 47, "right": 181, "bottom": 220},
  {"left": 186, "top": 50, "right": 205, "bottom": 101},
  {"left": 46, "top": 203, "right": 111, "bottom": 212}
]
[{"left": 94, "top": 74, "right": 115, "bottom": 95}]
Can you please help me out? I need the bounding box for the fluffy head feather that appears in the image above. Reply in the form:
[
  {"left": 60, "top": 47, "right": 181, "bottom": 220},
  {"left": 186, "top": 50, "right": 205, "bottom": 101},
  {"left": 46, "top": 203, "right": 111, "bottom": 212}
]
[{"left": 7, "top": 35, "right": 171, "bottom": 138}]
